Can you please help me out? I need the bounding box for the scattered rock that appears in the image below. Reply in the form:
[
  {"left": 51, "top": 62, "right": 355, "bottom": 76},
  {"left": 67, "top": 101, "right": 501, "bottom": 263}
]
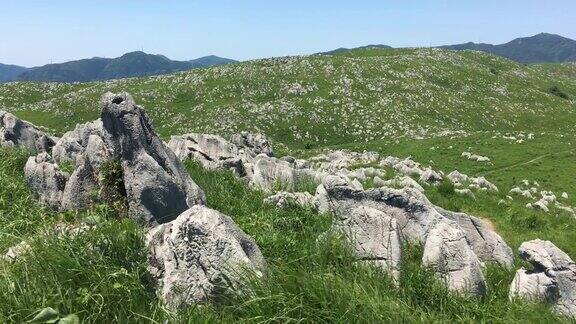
[
  {"left": 146, "top": 205, "right": 266, "bottom": 308},
  {"left": 230, "top": 132, "right": 273, "bottom": 158},
  {"left": 455, "top": 188, "right": 476, "bottom": 200}
]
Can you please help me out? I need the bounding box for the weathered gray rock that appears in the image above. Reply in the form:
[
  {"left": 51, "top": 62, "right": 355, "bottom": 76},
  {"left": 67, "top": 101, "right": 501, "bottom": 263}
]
[
  {"left": 60, "top": 135, "right": 111, "bottom": 210},
  {"left": 438, "top": 208, "right": 514, "bottom": 268},
  {"left": 264, "top": 191, "right": 317, "bottom": 209},
  {"left": 24, "top": 153, "right": 69, "bottom": 209},
  {"left": 509, "top": 269, "right": 559, "bottom": 303},
  {"left": 24, "top": 92, "right": 206, "bottom": 226},
  {"left": 317, "top": 175, "right": 514, "bottom": 294},
  {"left": 422, "top": 221, "right": 486, "bottom": 296},
  {"left": 510, "top": 239, "right": 576, "bottom": 318},
  {"left": 333, "top": 205, "right": 402, "bottom": 282},
  {"left": 51, "top": 120, "right": 105, "bottom": 163},
  {"left": 0, "top": 110, "right": 57, "bottom": 152},
  {"left": 100, "top": 92, "right": 205, "bottom": 225},
  {"left": 168, "top": 133, "right": 245, "bottom": 176},
  {"left": 230, "top": 132, "right": 273, "bottom": 158},
  {"left": 249, "top": 156, "right": 296, "bottom": 191},
  {"left": 146, "top": 205, "right": 266, "bottom": 308}
]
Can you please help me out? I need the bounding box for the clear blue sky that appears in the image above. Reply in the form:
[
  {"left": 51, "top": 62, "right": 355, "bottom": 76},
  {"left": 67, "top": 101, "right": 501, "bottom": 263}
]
[{"left": 1, "top": 0, "right": 574, "bottom": 67}]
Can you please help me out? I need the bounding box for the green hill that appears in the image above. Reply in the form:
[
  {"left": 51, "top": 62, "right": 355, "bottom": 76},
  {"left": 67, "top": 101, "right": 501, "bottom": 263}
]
[{"left": 1, "top": 48, "right": 575, "bottom": 322}]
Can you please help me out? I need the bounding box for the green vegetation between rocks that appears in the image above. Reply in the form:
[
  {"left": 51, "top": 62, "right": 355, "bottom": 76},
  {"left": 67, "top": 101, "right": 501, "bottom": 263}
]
[{"left": 0, "top": 151, "right": 571, "bottom": 323}]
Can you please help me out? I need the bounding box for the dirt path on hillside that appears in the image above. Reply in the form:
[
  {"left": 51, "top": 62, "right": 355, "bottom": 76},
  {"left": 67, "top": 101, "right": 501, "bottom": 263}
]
[{"left": 482, "top": 148, "right": 575, "bottom": 176}]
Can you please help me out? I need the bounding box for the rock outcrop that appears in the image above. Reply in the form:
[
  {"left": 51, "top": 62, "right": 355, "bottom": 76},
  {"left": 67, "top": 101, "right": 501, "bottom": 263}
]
[
  {"left": 510, "top": 240, "right": 576, "bottom": 318},
  {"left": 146, "top": 205, "right": 266, "bottom": 308},
  {"left": 264, "top": 191, "right": 318, "bottom": 209},
  {"left": 1, "top": 110, "right": 58, "bottom": 152},
  {"left": 25, "top": 92, "right": 206, "bottom": 226},
  {"left": 317, "top": 175, "right": 513, "bottom": 295}
]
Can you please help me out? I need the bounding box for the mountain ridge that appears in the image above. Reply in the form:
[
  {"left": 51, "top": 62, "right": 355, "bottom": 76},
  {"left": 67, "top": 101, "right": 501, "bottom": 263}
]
[{"left": 1, "top": 52, "right": 237, "bottom": 83}]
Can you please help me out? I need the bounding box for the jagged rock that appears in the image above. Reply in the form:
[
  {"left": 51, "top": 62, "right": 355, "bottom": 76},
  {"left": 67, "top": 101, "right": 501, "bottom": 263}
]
[
  {"left": 264, "top": 191, "right": 317, "bottom": 209},
  {"left": 168, "top": 133, "right": 245, "bottom": 176},
  {"left": 448, "top": 170, "right": 469, "bottom": 184},
  {"left": 24, "top": 153, "right": 69, "bottom": 209},
  {"left": 51, "top": 120, "right": 105, "bottom": 163},
  {"left": 510, "top": 240, "right": 576, "bottom": 318},
  {"left": 248, "top": 156, "right": 296, "bottom": 191},
  {"left": 61, "top": 135, "right": 111, "bottom": 210},
  {"left": 230, "top": 132, "right": 273, "bottom": 158},
  {"left": 146, "top": 205, "right": 266, "bottom": 308},
  {"left": 333, "top": 205, "right": 402, "bottom": 282},
  {"left": 419, "top": 168, "right": 443, "bottom": 183},
  {"left": 438, "top": 208, "right": 514, "bottom": 268},
  {"left": 25, "top": 92, "right": 205, "bottom": 226},
  {"left": 0, "top": 110, "right": 57, "bottom": 152},
  {"left": 318, "top": 175, "right": 512, "bottom": 286},
  {"left": 373, "top": 175, "right": 425, "bottom": 193},
  {"left": 100, "top": 92, "right": 205, "bottom": 225},
  {"left": 422, "top": 221, "right": 487, "bottom": 296}
]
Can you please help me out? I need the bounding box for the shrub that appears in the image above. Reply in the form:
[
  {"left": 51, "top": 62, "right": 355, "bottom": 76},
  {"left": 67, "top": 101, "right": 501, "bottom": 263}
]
[{"left": 547, "top": 85, "right": 569, "bottom": 100}]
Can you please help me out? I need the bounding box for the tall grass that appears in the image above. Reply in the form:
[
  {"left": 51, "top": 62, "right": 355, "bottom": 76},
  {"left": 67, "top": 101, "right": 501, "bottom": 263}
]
[{"left": 0, "top": 150, "right": 568, "bottom": 322}]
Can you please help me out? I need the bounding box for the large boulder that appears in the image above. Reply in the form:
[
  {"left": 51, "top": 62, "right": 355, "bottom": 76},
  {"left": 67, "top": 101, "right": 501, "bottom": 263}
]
[
  {"left": 24, "top": 152, "right": 69, "bottom": 209},
  {"left": 146, "top": 205, "right": 266, "bottom": 308},
  {"left": 51, "top": 120, "right": 105, "bottom": 163},
  {"left": 333, "top": 205, "right": 402, "bottom": 282},
  {"left": 509, "top": 240, "right": 576, "bottom": 318},
  {"left": 422, "top": 221, "right": 486, "bottom": 296},
  {"left": 437, "top": 208, "right": 514, "bottom": 268},
  {"left": 60, "top": 135, "right": 111, "bottom": 210},
  {"left": 0, "top": 110, "right": 57, "bottom": 152},
  {"left": 100, "top": 93, "right": 205, "bottom": 225},
  {"left": 247, "top": 156, "right": 319, "bottom": 192}
]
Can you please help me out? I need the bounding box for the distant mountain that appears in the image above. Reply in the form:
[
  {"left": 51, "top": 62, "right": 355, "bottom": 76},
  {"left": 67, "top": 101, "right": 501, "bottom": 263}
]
[
  {"left": 318, "top": 44, "right": 392, "bottom": 55},
  {"left": 188, "top": 55, "right": 237, "bottom": 67},
  {"left": 0, "top": 64, "right": 28, "bottom": 83},
  {"left": 1, "top": 52, "right": 237, "bottom": 83},
  {"left": 441, "top": 33, "right": 576, "bottom": 64}
]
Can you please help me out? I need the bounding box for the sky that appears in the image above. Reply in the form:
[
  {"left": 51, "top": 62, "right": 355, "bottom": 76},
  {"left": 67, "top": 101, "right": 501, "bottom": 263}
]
[{"left": 1, "top": 0, "right": 575, "bottom": 67}]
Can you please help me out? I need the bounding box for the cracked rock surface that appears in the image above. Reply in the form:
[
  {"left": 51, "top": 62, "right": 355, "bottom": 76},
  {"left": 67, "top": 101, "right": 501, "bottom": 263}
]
[
  {"left": 1, "top": 110, "right": 58, "bottom": 152},
  {"left": 510, "top": 239, "right": 576, "bottom": 318},
  {"left": 146, "top": 205, "right": 266, "bottom": 308},
  {"left": 317, "top": 175, "right": 513, "bottom": 295},
  {"left": 25, "top": 92, "right": 206, "bottom": 226}
]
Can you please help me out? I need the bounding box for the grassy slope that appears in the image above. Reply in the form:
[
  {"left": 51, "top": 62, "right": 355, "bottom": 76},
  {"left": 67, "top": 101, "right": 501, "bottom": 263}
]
[
  {"left": 0, "top": 151, "right": 567, "bottom": 323},
  {"left": 0, "top": 49, "right": 575, "bottom": 322}
]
